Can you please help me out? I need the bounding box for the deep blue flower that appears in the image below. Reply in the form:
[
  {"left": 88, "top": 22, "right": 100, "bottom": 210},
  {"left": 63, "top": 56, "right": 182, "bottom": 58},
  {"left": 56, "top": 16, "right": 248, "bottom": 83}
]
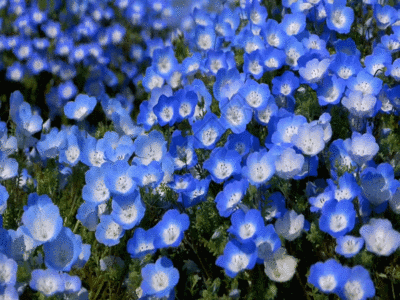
[
  {"left": 95, "top": 214, "right": 125, "bottom": 246},
  {"left": 335, "top": 235, "right": 364, "bottom": 258},
  {"left": 308, "top": 259, "right": 347, "bottom": 295},
  {"left": 338, "top": 265, "right": 375, "bottom": 300},
  {"left": 127, "top": 227, "right": 157, "bottom": 259},
  {"left": 111, "top": 190, "right": 145, "bottom": 230},
  {"left": 215, "top": 178, "right": 249, "bottom": 218},
  {"left": 319, "top": 200, "right": 356, "bottom": 238}
]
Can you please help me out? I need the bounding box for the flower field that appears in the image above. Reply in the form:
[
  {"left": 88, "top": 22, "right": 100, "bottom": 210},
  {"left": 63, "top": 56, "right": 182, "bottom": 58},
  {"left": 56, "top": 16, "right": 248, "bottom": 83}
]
[{"left": 1, "top": 0, "right": 400, "bottom": 299}]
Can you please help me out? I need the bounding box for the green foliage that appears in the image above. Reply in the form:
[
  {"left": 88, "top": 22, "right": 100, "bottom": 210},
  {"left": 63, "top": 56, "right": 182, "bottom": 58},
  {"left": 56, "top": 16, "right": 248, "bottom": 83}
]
[{"left": 294, "top": 85, "right": 321, "bottom": 122}]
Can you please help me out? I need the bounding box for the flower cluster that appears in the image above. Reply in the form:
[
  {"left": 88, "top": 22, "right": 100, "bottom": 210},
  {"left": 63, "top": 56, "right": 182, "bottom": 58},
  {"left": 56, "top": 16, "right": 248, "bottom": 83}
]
[{"left": 0, "top": 0, "right": 400, "bottom": 299}]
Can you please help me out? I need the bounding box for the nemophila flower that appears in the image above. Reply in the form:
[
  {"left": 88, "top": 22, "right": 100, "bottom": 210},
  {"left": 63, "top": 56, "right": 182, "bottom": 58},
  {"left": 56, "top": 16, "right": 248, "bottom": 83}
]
[
  {"left": 386, "top": 58, "right": 400, "bottom": 81},
  {"left": 225, "top": 131, "right": 260, "bottom": 159},
  {"left": 82, "top": 166, "right": 110, "bottom": 204},
  {"left": 72, "top": 243, "right": 91, "bottom": 270},
  {"left": 299, "top": 58, "right": 330, "bottom": 85},
  {"left": 347, "top": 70, "right": 383, "bottom": 96},
  {"left": 181, "top": 52, "right": 202, "bottom": 76},
  {"left": 194, "top": 25, "right": 216, "bottom": 51},
  {"left": 111, "top": 190, "right": 145, "bottom": 230},
  {"left": 389, "top": 187, "right": 400, "bottom": 214},
  {"left": 317, "top": 75, "right": 346, "bottom": 106},
  {"left": 76, "top": 201, "right": 98, "bottom": 231},
  {"left": 338, "top": 265, "right": 375, "bottom": 300},
  {"left": 95, "top": 214, "right": 125, "bottom": 246},
  {"left": 327, "top": 172, "right": 361, "bottom": 202},
  {"left": 308, "top": 259, "right": 346, "bottom": 295},
  {"left": 153, "top": 94, "right": 178, "bottom": 127},
  {"left": 284, "top": 36, "right": 306, "bottom": 69},
  {"left": 237, "top": 31, "right": 264, "bottom": 54},
  {"left": 103, "top": 160, "right": 137, "bottom": 196},
  {"left": 97, "top": 131, "right": 134, "bottom": 162},
  {"left": 30, "top": 269, "right": 64, "bottom": 297},
  {"left": 242, "top": 149, "right": 276, "bottom": 186},
  {"left": 254, "top": 97, "right": 279, "bottom": 126},
  {"left": 254, "top": 224, "right": 281, "bottom": 261},
  {"left": 192, "top": 112, "right": 225, "bottom": 150},
  {"left": 344, "top": 132, "right": 379, "bottom": 167},
  {"left": 42, "top": 20, "right": 61, "bottom": 39},
  {"left": 58, "top": 131, "right": 82, "bottom": 167},
  {"left": 133, "top": 130, "right": 167, "bottom": 166},
  {"left": 6, "top": 62, "right": 24, "bottom": 82},
  {"left": 271, "top": 71, "right": 299, "bottom": 97},
  {"left": 14, "top": 40, "right": 32, "bottom": 61},
  {"left": 261, "top": 19, "right": 287, "bottom": 49},
  {"left": 0, "top": 253, "right": 17, "bottom": 287},
  {"left": 186, "top": 79, "right": 213, "bottom": 122},
  {"left": 292, "top": 122, "right": 326, "bottom": 156},
  {"left": 203, "top": 50, "right": 228, "bottom": 76},
  {"left": 132, "top": 161, "right": 164, "bottom": 188},
  {"left": 216, "top": 239, "right": 257, "bottom": 278},
  {"left": 360, "top": 218, "right": 400, "bottom": 256},
  {"left": 260, "top": 47, "right": 286, "bottom": 72},
  {"left": 136, "top": 100, "right": 158, "bottom": 131},
  {"left": 127, "top": 227, "right": 157, "bottom": 259},
  {"left": 216, "top": 179, "right": 249, "bottom": 217},
  {"left": 142, "top": 67, "right": 164, "bottom": 92},
  {"left": 43, "top": 226, "right": 82, "bottom": 272},
  {"left": 319, "top": 200, "right": 356, "bottom": 238},
  {"left": 169, "top": 131, "right": 197, "bottom": 170},
  {"left": 168, "top": 173, "right": 195, "bottom": 194},
  {"left": 280, "top": 13, "right": 306, "bottom": 36},
  {"left": 342, "top": 91, "right": 380, "bottom": 118},
  {"left": 228, "top": 209, "right": 264, "bottom": 243},
  {"left": 214, "top": 68, "right": 244, "bottom": 105},
  {"left": 246, "top": 0, "right": 267, "bottom": 26},
  {"left": 243, "top": 50, "right": 264, "bottom": 80},
  {"left": 262, "top": 192, "right": 287, "bottom": 222},
  {"left": 0, "top": 184, "right": 8, "bottom": 214},
  {"left": 140, "top": 257, "right": 179, "bottom": 298},
  {"left": 58, "top": 81, "right": 77, "bottom": 101},
  {"left": 360, "top": 163, "right": 400, "bottom": 207},
  {"left": 64, "top": 94, "right": 97, "bottom": 122},
  {"left": 0, "top": 285, "right": 18, "bottom": 299},
  {"left": 238, "top": 79, "right": 270, "bottom": 111},
  {"left": 61, "top": 273, "right": 81, "bottom": 294},
  {"left": 325, "top": 3, "right": 354, "bottom": 34},
  {"left": 174, "top": 90, "right": 198, "bottom": 123},
  {"left": 220, "top": 94, "right": 252, "bottom": 134},
  {"left": 275, "top": 210, "right": 305, "bottom": 241},
  {"left": 30, "top": 6, "right": 47, "bottom": 25},
  {"left": 364, "top": 47, "right": 391, "bottom": 76},
  {"left": 385, "top": 84, "right": 400, "bottom": 111},
  {"left": 264, "top": 247, "right": 297, "bottom": 282},
  {"left": 153, "top": 209, "right": 189, "bottom": 249},
  {"left": 302, "top": 34, "right": 329, "bottom": 57},
  {"left": 271, "top": 114, "right": 308, "bottom": 146},
  {"left": 152, "top": 47, "right": 178, "bottom": 80},
  {"left": 335, "top": 235, "right": 364, "bottom": 258},
  {"left": 80, "top": 134, "right": 107, "bottom": 168},
  {"left": 21, "top": 193, "right": 63, "bottom": 244},
  {"left": 329, "top": 52, "right": 362, "bottom": 81},
  {"left": 374, "top": 4, "right": 397, "bottom": 30},
  {"left": 274, "top": 146, "right": 304, "bottom": 179}
]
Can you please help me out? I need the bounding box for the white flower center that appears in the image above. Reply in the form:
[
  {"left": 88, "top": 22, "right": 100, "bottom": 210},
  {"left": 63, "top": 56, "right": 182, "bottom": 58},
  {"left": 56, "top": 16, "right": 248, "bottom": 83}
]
[
  {"left": 330, "top": 214, "right": 348, "bottom": 232},
  {"left": 319, "top": 275, "right": 337, "bottom": 292},
  {"left": 162, "top": 224, "right": 180, "bottom": 245},
  {"left": 239, "top": 223, "right": 256, "bottom": 239},
  {"left": 151, "top": 271, "right": 169, "bottom": 292},
  {"left": 228, "top": 254, "right": 249, "bottom": 273}
]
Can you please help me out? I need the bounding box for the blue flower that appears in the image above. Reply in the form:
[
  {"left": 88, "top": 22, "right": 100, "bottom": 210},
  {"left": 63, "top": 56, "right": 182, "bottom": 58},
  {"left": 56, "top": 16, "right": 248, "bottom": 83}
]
[
  {"left": 243, "top": 50, "right": 264, "bottom": 80},
  {"left": 132, "top": 161, "right": 164, "bottom": 189},
  {"left": 111, "top": 190, "right": 145, "bottom": 230},
  {"left": 169, "top": 130, "right": 198, "bottom": 170},
  {"left": 220, "top": 95, "right": 253, "bottom": 134},
  {"left": 153, "top": 209, "right": 190, "bottom": 249},
  {"left": 21, "top": 193, "right": 63, "bottom": 244},
  {"left": 95, "top": 214, "right": 125, "bottom": 247},
  {"left": 308, "top": 259, "right": 347, "bottom": 295},
  {"left": 347, "top": 70, "right": 382, "bottom": 96},
  {"left": 6, "top": 62, "right": 24, "bottom": 82},
  {"left": 317, "top": 75, "right": 346, "bottom": 106},
  {"left": 76, "top": 201, "right": 99, "bottom": 231},
  {"left": 272, "top": 71, "right": 299, "bottom": 97},
  {"left": 292, "top": 122, "right": 326, "bottom": 156},
  {"left": 327, "top": 172, "right": 361, "bottom": 202},
  {"left": 133, "top": 130, "right": 167, "bottom": 166},
  {"left": 103, "top": 160, "right": 137, "bottom": 196},
  {"left": 213, "top": 68, "right": 243, "bottom": 104},
  {"left": 43, "top": 226, "right": 82, "bottom": 272},
  {"left": 97, "top": 131, "right": 134, "bottom": 162},
  {"left": 280, "top": 13, "right": 306, "bottom": 36},
  {"left": 360, "top": 218, "right": 400, "bottom": 256},
  {"left": 192, "top": 112, "right": 225, "bottom": 150},
  {"left": 261, "top": 19, "right": 288, "bottom": 49},
  {"left": 254, "top": 224, "right": 281, "bottom": 261},
  {"left": 335, "top": 235, "right": 364, "bottom": 258},
  {"left": 344, "top": 131, "right": 379, "bottom": 167},
  {"left": 242, "top": 149, "right": 276, "bottom": 187},
  {"left": 194, "top": 25, "right": 216, "bottom": 51},
  {"left": 274, "top": 146, "right": 304, "bottom": 179},
  {"left": 225, "top": 131, "right": 260, "bottom": 158},
  {"left": 338, "top": 266, "right": 375, "bottom": 300},
  {"left": 228, "top": 209, "right": 264, "bottom": 243},
  {"left": 216, "top": 239, "right": 257, "bottom": 278},
  {"left": 364, "top": 47, "right": 391, "bottom": 76},
  {"left": 152, "top": 47, "right": 178, "bottom": 80},
  {"left": 30, "top": 269, "right": 65, "bottom": 296},
  {"left": 271, "top": 114, "right": 308, "bottom": 146},
  {"left": 326, "top": 3, "right": 354, "bottom": 34},
  {"left": 140, "top": 257, "right": 179, "bottom": 298},
  {"left": 127, "top": 227, "right": 157, "bottom": 259},
  {"left": 64, "top": 94, "right": 97, "bottom": 122},
  {"left": 180, "top": 177, "right": 211, "bottom": 208},
  {"left": 374, "top": 4, "right": 397, "bottom": 29},
  {"left": 153, "top": 94, "right": 179, "bottom": 127},
  {"left": 215, "top": 179, "right": 249, "bottom": 218},
  {"left": 275, "top": 210, "right": 305, "bottom": 241},
  {"left": 260, "top": 47, "right": 286, "bottom": 72},
  {"left": 0, "top": 253, "right": 17, "bottom": 287},
  {"left": 319, "top": 200, "right": 356, "bottom": 238}
]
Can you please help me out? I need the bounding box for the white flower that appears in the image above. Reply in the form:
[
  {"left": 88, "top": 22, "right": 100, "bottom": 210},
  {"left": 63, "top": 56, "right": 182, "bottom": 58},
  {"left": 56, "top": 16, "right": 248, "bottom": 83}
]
[{"left": 264, "top": 248, "right": 297, "bottom": 282}]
